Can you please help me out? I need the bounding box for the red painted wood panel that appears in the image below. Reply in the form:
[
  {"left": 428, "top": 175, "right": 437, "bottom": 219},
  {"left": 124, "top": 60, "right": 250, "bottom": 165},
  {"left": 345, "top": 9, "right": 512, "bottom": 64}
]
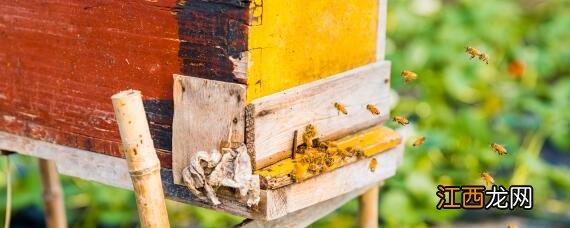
[{"left": 0, "top": 0, "right": 249, "bottom": 168}]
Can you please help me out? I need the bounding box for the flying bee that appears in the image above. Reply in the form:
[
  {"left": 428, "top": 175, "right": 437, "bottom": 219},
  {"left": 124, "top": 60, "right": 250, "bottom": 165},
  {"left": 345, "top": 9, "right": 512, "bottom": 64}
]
[
  {"left": 334, "top": 102, "right": 348, "bottom": 115},
  {"left": 465, "top": 46, "right": 482, "bottom": 59},
  {"left": 400, "top": 70, "right": 417, "bottom": 83},
  {"left": 392, "top": 116, "right": 409, "bottom": 126},
  {"left": 366, "top": 104, "right": 380, "bottom": 115},
  {"left": 480, "top": 172, "right": 495, "bottom": 186},
  {"left": 490, "top": 143, "right": 507, "bottom": 156},
  {"left": 479, "top": 53, "right": 489, "bottom": 64},
  {"left": 413, "top": 136, "right": 426, "bottom": 147}
]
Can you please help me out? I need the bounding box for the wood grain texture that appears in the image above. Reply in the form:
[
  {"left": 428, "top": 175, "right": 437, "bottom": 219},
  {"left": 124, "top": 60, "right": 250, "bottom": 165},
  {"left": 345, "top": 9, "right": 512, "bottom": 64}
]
[
  {"left": 0, "top": 0, "right": 250, "bottom": 169},
  {"left": 172, "top": 75, "right": 246, "bottom": 184},
  {"left": 238, "top": 186, "right": 371, "bottom": 228},
  {"left": 246, "top": 61, "right": 392, "bottom": 169}
]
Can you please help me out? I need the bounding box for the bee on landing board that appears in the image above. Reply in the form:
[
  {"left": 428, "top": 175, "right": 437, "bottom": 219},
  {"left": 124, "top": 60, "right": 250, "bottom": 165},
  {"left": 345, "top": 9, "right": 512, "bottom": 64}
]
[
  {"left": 480, "top": 172, "right": 495, "bottom": 186},
  {"left": 334, "top": 102, "right": 348, "bottom": 115},
  {"left": 491, "top": 143, "right": 507, "bottom": 156},
  {"left": 413, "top": 137, "right": 426, "bottom": 147},
  {"left": 392, "top": 116, "right": 409, "bottom": 126},
  {"left": 400, "top": 70, "right": 417, "bottom": 83}
]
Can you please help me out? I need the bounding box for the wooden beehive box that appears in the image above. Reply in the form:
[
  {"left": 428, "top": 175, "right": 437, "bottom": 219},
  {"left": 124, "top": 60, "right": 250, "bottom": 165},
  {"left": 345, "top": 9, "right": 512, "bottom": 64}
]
[{"left": 0, "top": 0, "right": 399, "bottom": 221}]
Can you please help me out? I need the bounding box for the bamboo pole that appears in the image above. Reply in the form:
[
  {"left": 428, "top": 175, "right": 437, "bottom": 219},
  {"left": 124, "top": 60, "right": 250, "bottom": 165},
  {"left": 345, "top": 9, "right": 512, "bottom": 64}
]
[
  {"left": 1, "top": 151, "right": 14, "bottom": 228},
  {"left": 111, "top": 90, "right": 170, "bottom": 228},
  {"left": 38, "top": 158, "right": 67, "bottom": 228},
  {"left": 359, "top": 184, "right": 380, "bottom": 228}
]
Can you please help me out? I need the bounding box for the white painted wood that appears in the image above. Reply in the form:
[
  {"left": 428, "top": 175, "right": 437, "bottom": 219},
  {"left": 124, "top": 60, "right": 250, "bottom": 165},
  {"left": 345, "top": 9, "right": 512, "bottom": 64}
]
[
  {"left": 238, "top": 186, "right": 370, "bottom": 228},
  {"left": 247, "top": 61, "right": 392, "bottom": 169},
  {"left": 172, "top": 75, "right": 246, "bottom": 185},
  {"left": 376, "top": 0, "right": 388, "bottom": 61},
  {"left": 0, "top": 131, "right": 133, "bottom": 190}
]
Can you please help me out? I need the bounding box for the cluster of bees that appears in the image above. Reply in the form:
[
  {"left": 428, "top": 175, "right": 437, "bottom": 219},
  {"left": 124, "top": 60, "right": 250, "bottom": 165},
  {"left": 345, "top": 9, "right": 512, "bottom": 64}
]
[
  {"left": 293, "top": 124, "right": 363, "bottom": 182},
  {"left": 291, "top": 99, "right": 386, "bottom": 181},
  {"left": 397, "top": 47, "right": 508, "bottom": 186}
]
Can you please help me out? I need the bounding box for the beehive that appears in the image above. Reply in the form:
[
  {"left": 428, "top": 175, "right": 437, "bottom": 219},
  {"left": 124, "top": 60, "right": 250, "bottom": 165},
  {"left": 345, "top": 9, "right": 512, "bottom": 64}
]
[{"left": 0, "top": 0, "right": 399, "bottom": 220}]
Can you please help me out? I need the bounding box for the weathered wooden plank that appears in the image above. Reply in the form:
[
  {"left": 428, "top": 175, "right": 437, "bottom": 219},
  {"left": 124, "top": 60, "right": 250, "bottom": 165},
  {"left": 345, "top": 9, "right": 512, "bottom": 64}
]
[
  {"left": 246, "top": 0, "right": 379, "bottom": 102},
  {"left": 237, "top": 185, "right": 371, "bottom": 228},
  {"left": 246, "top": 61, "right": 392, "bottom": 169},
  {"left": 172, "top": 75, "right": 246, "bottom": 184},
  {"left": 376, "top": 0, "right": 388, "bottom": 61}
]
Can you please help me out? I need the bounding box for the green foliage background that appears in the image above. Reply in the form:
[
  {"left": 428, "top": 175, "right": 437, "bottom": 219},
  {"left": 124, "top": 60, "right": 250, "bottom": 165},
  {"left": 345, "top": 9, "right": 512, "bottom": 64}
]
[{"left": 1, "top": 0, "right": 569, "bottom": 227}]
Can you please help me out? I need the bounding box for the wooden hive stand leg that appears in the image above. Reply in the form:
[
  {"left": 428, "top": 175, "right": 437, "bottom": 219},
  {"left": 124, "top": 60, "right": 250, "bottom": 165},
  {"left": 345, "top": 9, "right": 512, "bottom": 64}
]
[
  {"left": 38, "top": 158, "right": 67, "bottom": 228},
  {"left": 111, "top": 90, "right": 170, "bottom": 228},
  {"left": 359, "top": 182, "right": 383, "bottom": 228}
]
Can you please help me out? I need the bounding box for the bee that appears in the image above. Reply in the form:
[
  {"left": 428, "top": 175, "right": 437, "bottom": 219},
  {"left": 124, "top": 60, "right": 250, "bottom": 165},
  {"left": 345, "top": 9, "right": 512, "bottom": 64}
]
[
  {"left": 400, "top": 70, "right": 417, "bottom": 83},
  {"left": 465, "top": 46, "right": 482, "bottom": 59},
  {"left": 413, "top": 136, "right": 426, "bottom": 147},
  {"left": 294, "top": 163, "right": 308, "bottom": 182},
  {"left": 465, "top": 46, "right": 490, "bottom": 64},
  {"left": 490, "top": 143, "right": 507, "bottom": 156},
  {"left": 507, "top": 224, "right": 518, "bottom": 228},
  {"left": 369, "top": 158, "right": 378, "bottom": 172},
  {"left": 334, "top": 102, "right": 348, "bottom": 115},
  {"left": 480, "top": 172, "right": 495, "bottom": 186},
  {"left": 366, "top": 104, "right": 380, "bottom": 115},
  {"left": 303, "top": 124, "right": 317, "bottom": 148},
  {"left": 479, "top": 53, "right": 489, "bottom": 64},
  {"left": 392, "top": 116, "right": 409, "bottom": 126}
]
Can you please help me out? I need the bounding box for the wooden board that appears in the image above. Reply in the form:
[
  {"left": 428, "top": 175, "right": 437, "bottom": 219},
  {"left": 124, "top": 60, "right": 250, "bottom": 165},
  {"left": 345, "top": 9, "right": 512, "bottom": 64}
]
[
  {"left": 246, "top": 61, "right": 392, "bottom": 169},
  {"left": 172, "top": 75, "right": 246, "bottom": 184},
  {"left": 0, "top": 129, "right": 403, "bottom": 220},
  {"left": 237, "top": 185, "right": 372, "bottom": 228},
  {"left": 246, "top": 0, "right": 379, "bottom": 102},
  {"left": 376, "top": 0, "right": 388, "bottom": 61}
]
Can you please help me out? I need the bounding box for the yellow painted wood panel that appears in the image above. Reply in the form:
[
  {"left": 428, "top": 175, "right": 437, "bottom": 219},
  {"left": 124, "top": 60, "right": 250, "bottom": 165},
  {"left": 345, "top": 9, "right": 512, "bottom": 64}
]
[{"left": 247, "top": 0, "right": 379, "bottom": 103}]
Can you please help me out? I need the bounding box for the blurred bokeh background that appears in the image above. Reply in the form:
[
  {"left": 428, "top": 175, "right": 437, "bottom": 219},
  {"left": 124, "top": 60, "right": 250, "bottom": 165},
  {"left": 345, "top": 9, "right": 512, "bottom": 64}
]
[{"left": 1, "top": 0, "right": 569, "bottom": 227}]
